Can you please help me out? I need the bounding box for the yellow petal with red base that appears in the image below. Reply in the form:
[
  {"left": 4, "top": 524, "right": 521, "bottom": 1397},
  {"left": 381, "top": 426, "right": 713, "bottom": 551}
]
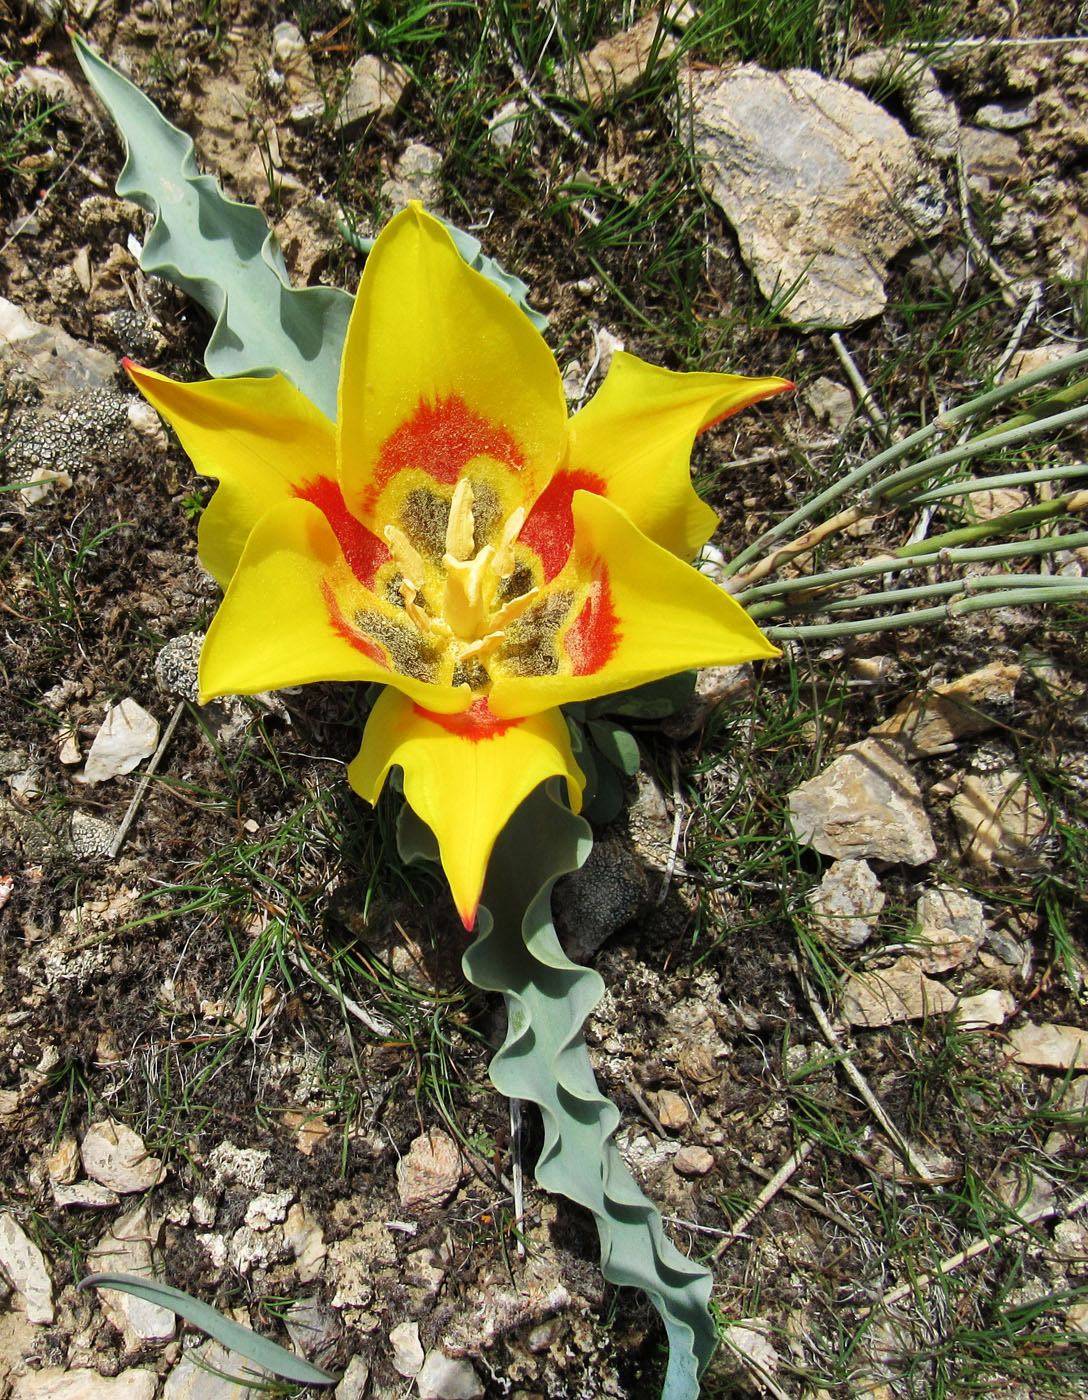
[
  {"left": 566, "top": 352, "right": 793, "bottom": 561},
  {"left": 348, "top": 689, "right": 584, "bottom": 928},
  {"left": 199, "top": 497, "right": 472, "bottom": 714},
  {"left": 489, "top": 490, "right": 779, "bottom": 719},
  {"left": 337, "top": 205, "right": 567, "bottom": 524},
  {"left": 124, "top": 363, "right": 337, "bottom": 589}
]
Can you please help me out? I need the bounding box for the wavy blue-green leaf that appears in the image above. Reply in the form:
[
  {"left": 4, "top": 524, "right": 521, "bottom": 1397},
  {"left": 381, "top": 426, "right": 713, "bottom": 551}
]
[
  {"left": 78, "top": 1273, "right": 338, "bottom": 1385},
  {"left": 70, "top": 33, "right": 351, "bottom": 420},
  {"left": 399, "top": 783, "right": 715, "bottom": 1400}
]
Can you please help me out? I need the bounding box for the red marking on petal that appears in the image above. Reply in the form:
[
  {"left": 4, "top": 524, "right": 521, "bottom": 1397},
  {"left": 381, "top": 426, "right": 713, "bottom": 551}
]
[
  {"left": 415, "top": 697, "right": 519, "bottom": 741},
  {"left": 297, "top": 476, "right": 388, "bottom": 587},
  {"left": 320, "top": 580, "right": 390, "bottom": 668},
  {"left": 374, "top": 397, "right": 525, "bottom": 495},
  {"left": 564, "top": 572, "right": 619, "bottom": 676},
  {"left": 520, "top": 470, "right": 606, "bottom": 583}
]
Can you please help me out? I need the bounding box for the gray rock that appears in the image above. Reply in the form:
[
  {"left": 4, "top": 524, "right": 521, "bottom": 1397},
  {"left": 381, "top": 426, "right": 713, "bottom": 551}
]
[
  {"left": 915, "top": 885, "right": 987, "bottom": 972},
  {"left": 164, "top": 1341, "right": 269, "bottom": 1400},
  {"left": 804, "top": 376, "right": 855, "bottom": 432},
  {"left": 975, "top": 97, "right": 1037, "bottom": 131},
  {"left": 86, "top": 1206, "right": 176, "bottom": 1346},
  {"left": 841, "top": 47, "right": 959, "bottom": 159},
  {"left": 12, "top": 1370, "right": 157, "bottom": 1400},
  {"left": 335, "top": 1356, "right": 371, "bottom": 1400},
  {"left": 959, "top": 126, "right": 1022, "bottom": 193},
  {"left": 416, "top": 1350, "right": 484, "bottom": 1399},
  {"left": 488, "top": 99, "right": 527, "bottom": 150},
  {"left": 81, "top": 699, "right": 160, "bottom": 785},
  {"left": 0, "top": 297, "right": 116, "bottom": 399},
  {"left": 156, "top": 633, "right": 204, "bottom": 702},
  {"left": 841, "top": 956, "right": 958, "bottom": 1026},
  {"left": 390, "top": 1320, "right": 425, "bottom": 1377},
  {"left": 335, "top": 55, "right": 410, "bottom": 137},
  {"left": 688, "top": 64, "right": 930, "bottom": 327},
  {"left": 0, "top": 1212, "right": 54, "bottom": 1323},
  {"left": 81, "top": 1119, "right": 165, "bottom": 1193},
  {"left": 384, "top": 142, "right": 444, "bottom": 214},
  {"left": 271, "top": 21, "right": 325, "bottom": 126},
  {"left": 788, "top": 738, "right": 936, "bottom": 864},
  {"left": 808, "top": 858, "right": 885, "bottom": 948}
]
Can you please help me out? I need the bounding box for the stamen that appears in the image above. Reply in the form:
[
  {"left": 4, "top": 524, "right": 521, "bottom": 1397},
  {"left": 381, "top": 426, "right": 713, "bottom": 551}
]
[
  {"left": 384, "top": 525, "right": 426, "bottom": 589},
  {"left": 459, "top": 630, "right": 506, "bottom": 664},
  {"left": 490, "top": 586, "right": 539, "bottom": 631},
  {"left": 445, "top": 478, "right": 476, "bottom": 562},
  {"left": 492, "top": 505, "right": 526, "bottom": 579},
  {"left": 399, "top": 580, "right": 446, "bottom": 636}
]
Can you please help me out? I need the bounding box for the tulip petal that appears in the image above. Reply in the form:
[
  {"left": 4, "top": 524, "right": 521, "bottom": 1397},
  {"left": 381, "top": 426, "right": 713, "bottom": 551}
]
[
  {"left": 337, "top": 205, "right": 567, "bottom": 522},
  {"left": 199, "top": 497, "right": 471, "bottom": 714},
  {"left": 348, "top": 689, "right": 584, "bottom": 928},
  {"left": 125, "top": 363, "right": 337, "bottom": 588},
  {"left": 567, "top": 351, "right": 793, "bottom": 560},
  {"left": 489, "top": 490, "right": 779, "bottom": 718}
]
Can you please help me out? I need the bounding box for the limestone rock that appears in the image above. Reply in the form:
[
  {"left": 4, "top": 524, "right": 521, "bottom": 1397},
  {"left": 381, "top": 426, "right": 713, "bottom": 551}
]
[
  {"left": 271, "top": 22, "right": 325, "bottom": 126},
  {"left": 87, "top": 1206, "right": 176, "bottom": 1346},
  {"left": 841, "top": 956, "right": 958, "bottom": 1026},
  {"left": 335, "top": 1355, "right": 371, "bottom": 1400},
  {"left": 1010, "top": 1021, "right": 1088, "bottom": 1070},
  {"left": 390, "top": 1320, "right": 424, "bottom": 1377},
  {"left": 952, "top": 768, "right": 1048, "bottom": 870},
  {"left": 0, "top": 296, "right": 116, "bottom": 399},
  {"left": 335, "top": 55, "right": 409, "bottom": 137},
  {"left": 397, "top": 1129, "right": 466, "bottom": 1211},
  {"left": 81, "top": 700, "right": 160, "bottom": 785},
  {"left": 164, "top": 1341, "right": 268, "bottom": 1399},
  {"left": 871, "top": 662, "right": 1020, "bottom": 755},
  {"left": 384, "top": 142, "right": 443, "bottom": 214},
  {"left": 416, "top": 1350, "right": 484, "bottom": 1400},
  {"left": 12, "top": 1370, "right": 157, "bottom": 1400},
  {"left": 808, "top": 858, "right": 885, "bottom": 948},
  {"left": 0, "top": 1212, "right": 54, "bottom": 1323},
  {"left": 561, "top": 11, "right": 679, "bottom": 108},
  {"left": 81, "top": 1119, "right": 165, "bottom": 1193},
  {"left": 52, "top": 1182, "right": 121, "bottom": 1209},
  {"left": 688, "top": 65, "right": 930, "bottom": 327},
  {"left": 788, "top": 738, "right": 936, "bottom": 864},
  {"left": 955, "top": 988, "right": 1015, "bottom": 1029},
  {"left": 914, "top": 886, "right": 988, "bottom": 972}
]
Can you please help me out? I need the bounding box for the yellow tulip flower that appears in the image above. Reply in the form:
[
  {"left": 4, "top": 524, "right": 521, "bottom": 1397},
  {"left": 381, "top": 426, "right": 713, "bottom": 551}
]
[{"left": 127, "top": 205, "right": 790, "bottom": 927}]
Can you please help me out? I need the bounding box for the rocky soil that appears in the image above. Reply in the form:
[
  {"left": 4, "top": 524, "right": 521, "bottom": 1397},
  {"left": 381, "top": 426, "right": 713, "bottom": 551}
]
[{"left": 2, "top": 2, "right": 1088, "bottom": 1399}]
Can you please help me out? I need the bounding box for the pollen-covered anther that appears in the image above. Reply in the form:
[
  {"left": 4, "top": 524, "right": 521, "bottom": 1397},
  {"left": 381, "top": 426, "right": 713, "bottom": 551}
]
[
  {"left": 493, "top": 506, "right": 526, "bottom": 579},
  {"left": 446, "top": 477, "right": 476, "bottom": 562}
]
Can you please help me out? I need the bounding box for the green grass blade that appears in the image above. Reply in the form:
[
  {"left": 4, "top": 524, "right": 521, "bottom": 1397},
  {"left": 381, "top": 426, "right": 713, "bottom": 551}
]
[
  {"left": 69, "top": 32, "right": 352, "bottom": 420},
  {"left": 78, "top": 1273, "right": 338, "bottom": 1385}
]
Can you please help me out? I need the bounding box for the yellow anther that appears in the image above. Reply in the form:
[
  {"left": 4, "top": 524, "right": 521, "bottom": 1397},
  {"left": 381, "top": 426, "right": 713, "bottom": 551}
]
[
  {"left": 490, "top": 586, "right": 539, "bottom": 632},
  {"left": 384, "top": 525, "right": 426, "bottom": 589},
  {"left": 445, "top": 477, "right": 476, "bottom": 562},
  {"left": 492, "top": 505, "right": 526, "bottom": 580},
  {"left": 459, "top": 630, "right": 506, "bottom": 664},
  {"left": 399, "top": 579, "right": 444, "bottom": 636}
]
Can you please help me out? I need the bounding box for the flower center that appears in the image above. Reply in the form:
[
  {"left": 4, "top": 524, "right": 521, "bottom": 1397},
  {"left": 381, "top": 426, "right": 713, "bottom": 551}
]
[{"left": 383, "top": 478, "right": 539, "bottom": 672}]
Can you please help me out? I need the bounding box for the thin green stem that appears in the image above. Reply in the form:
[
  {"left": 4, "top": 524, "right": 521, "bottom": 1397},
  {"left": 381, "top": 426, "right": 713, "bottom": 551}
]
[
  {"left": 906, "top": 463, "right": 1088, "bottom": 505},
  {"left": 734, "top": 529, "right": 1088, "bottom": 605},
  {"left": 871, "top": 402, "right": 1088, "bottom": 502},
  {"left": 749, "top": 572, "right": 1088, "bottom": 622},
  {"left": 897, "top": 495, "right": 1088, "bottom": 554},
  {"left": 721, "top": 349, "right": 1088, "bottom": 577}
]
